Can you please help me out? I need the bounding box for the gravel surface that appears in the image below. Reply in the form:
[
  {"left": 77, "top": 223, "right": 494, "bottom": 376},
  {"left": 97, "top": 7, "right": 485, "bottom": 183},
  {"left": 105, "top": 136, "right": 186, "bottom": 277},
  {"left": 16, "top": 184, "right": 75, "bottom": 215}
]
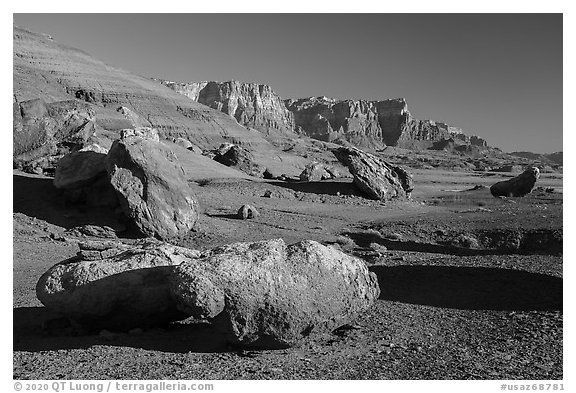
[{"left": 13, "top": 169, "right": 562, "bottom": 380}]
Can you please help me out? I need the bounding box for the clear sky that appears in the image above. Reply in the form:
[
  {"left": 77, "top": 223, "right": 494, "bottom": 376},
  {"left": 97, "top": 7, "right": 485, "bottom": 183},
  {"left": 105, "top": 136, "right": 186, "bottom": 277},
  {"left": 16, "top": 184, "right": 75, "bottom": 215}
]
[{"left": 13, "top": 13, "right": 563, "bottom": 153}]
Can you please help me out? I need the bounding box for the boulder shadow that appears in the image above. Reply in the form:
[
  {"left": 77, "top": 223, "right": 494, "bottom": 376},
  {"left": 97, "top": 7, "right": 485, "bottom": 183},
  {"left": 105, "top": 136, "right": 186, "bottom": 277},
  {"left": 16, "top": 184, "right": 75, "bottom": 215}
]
[
  {"left": 369, "top": 265, "right": 562, "bottom": 311},
  {"left": 347, "top": 231, "right": 504, "bottom": 256},
  {"left": 13, "top": 306, "right": 231, "bottom": 353},
  {"left": 268, "top": 180, "right": 359, "bottom": 197},
  {"left": 13, "top": 174, "right": 124, "bottom": 231},
  {"left": 346, "top": 229, "right": 562, "bottom": 256},
  {"left": 14, "top": 174, "right": 69, "bottom": 227},
  {"left": 205, "top": 213, "right": 242, "bottom": 220}
]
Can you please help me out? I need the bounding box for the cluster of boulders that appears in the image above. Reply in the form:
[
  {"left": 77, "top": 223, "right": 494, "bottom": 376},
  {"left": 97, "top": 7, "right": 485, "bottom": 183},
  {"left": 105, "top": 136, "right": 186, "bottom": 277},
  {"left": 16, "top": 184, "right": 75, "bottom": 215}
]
[
  {"left": 37, "top": 238, "right": 380, "bottom": 348},
  {"left": 53, "top": 127, "right": 199, "bottom": 239}
]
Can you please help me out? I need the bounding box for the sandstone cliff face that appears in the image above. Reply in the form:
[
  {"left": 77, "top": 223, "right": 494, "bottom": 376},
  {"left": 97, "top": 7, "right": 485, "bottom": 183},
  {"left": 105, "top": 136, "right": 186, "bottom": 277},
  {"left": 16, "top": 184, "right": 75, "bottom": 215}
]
[
  {"left": 285, "top": 96, "right": 487, "bottom": 150},
  {"left": 161, "top": 81, "right": 208, "bottom": 102},
  {"left": 398, "top": 119, "right": 487, "bottom": 149},
  {"left": 160, "top": 78, "right": 488, "bottom": 151},
  {"left": 284, "top": 97, "right": 394, "bottom": 148},
  {"left": 161, "top": 80, "right": 295, "bottom": 135}
]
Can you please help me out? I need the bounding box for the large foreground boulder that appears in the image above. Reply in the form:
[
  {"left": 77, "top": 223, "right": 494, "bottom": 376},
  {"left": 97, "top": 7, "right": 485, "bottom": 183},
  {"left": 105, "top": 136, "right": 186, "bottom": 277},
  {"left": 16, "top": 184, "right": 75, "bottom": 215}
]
[
  {"left": 104, "top": 129, "right": 199, "bottom": 239},
  {"left": 36, "top": 239, "right": 200, "bottom": 330},
  {"left": 170, "top": 238, "right": 380, "bottom": 348},
  {"left": 332, "top": 147, "right": 413, "bottom": 199},
  {"left": 490, "top": 167, "right": 540, "bottom": 197}
]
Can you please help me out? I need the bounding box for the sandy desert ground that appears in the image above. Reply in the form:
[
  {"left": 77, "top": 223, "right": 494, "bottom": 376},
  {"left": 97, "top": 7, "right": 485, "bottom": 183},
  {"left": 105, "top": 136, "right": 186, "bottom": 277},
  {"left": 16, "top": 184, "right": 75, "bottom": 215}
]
[{"left": 13, "top": 168, "right": 562, "bottom": 380}]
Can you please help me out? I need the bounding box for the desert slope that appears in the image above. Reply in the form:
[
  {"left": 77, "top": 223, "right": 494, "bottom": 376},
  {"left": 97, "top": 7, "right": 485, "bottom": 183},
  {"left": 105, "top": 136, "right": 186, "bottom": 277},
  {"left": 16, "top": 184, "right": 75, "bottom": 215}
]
[{"left": 13, "top": 25, "right": 272, "bottom": 149}]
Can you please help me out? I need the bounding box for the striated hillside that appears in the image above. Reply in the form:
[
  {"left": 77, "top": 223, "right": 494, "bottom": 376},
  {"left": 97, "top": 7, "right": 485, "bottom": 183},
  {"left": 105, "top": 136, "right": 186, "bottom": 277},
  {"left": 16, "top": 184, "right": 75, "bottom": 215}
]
[
  {"left": 160, "top": 80, "right": 296, "bottom": 136},
  {"left": 13, "top": 25, "right": 274, "bottom": 153}
]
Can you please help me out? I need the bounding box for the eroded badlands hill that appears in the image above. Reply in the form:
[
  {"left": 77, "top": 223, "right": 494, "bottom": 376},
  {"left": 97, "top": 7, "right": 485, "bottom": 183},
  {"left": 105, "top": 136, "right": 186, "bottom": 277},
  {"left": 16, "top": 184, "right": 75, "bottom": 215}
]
[{"left": 13, "top": 26, "right": 275, "bottom": 151}]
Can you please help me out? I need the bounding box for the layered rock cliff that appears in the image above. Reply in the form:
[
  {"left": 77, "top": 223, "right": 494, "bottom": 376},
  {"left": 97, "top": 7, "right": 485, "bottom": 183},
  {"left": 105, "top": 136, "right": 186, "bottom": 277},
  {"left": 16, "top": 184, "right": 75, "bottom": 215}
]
[
  {"left": 285, "top": 96, "right": 488, "bottom": 150},
  {"left": 159, "top": 77, "right": 487, "bottom": 151},
  {"left": 160, "top": 80, "right": 296, "bottom": 135}
]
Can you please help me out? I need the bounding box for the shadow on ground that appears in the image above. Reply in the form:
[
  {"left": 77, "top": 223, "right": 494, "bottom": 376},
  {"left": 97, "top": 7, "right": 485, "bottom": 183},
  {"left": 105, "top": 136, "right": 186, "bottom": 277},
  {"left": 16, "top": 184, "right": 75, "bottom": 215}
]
[
  {"left": 369, "top": 265, "right": 562, "bottom": 311},
  {"left": 347, "top": 229, "right": 562, "bottom": 256},
  {"left": 268, "top": 180, "right": 359, "bottom": 197},
  {"left": 347, "top": 231, "right": 504, "bottom": 256},
  {"left": 205, "top": 213, "right": 241, "bottom": 220},
  {"left": 13, "top": 174, "right": 125, "bottom": 231},
  {"left": 13, "top": 307, "right": 231, "bottom": 353}
]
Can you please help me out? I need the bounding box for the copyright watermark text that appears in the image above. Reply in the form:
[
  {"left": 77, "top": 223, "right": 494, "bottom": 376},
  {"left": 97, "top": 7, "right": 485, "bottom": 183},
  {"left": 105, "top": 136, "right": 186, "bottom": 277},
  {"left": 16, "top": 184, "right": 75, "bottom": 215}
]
[{"left": 13, "top": 381, "right": 214, "bottom": 392}]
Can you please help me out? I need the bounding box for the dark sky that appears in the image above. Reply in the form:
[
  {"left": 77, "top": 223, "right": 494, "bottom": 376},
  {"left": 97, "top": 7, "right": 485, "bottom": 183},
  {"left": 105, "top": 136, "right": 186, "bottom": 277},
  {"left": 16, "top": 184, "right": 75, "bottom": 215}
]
[{"left": 13, "top": 13, "right": 563, "bottom": 153}]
